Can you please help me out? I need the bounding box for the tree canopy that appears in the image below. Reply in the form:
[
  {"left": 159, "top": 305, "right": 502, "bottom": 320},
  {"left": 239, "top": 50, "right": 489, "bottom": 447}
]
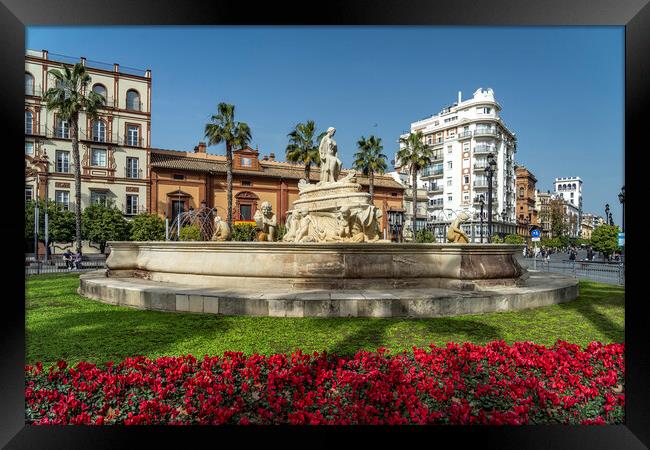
[
  {"left": 130, "top": 213, "right": 166, "bottom": 241},
  {"left": 286, "top": 120, "right": 323, "bottom": 182},
  {"left": 590, "top": 225, "right": 620, "bottom": 258},
  {"left": 82, "top": 203, "right": 131, "bottom": 253}
]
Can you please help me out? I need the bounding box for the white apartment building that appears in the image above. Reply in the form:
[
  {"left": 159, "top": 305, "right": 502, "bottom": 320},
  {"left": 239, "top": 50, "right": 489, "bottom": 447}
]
[
  {"left": 396, "top": 88, "right": 517, "bottom": 242},
  {"left": 25, "top": 49, "right": 151, "bottom": 216}
]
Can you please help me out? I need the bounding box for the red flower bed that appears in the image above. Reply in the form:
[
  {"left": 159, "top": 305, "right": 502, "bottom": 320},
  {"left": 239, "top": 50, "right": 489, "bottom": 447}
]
[{"left": 25, "top": 341, "right": 624, "bottom": 425}]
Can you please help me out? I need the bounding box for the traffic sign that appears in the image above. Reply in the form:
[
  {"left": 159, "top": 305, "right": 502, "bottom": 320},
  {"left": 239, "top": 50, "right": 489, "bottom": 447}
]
[
  {"left": 532, "top": 237, "right": 540, "bottom": 242},
  {"left": 531, "top": 229, "right": 541, "bottom": 238},
  {"left": 618, "top": 232, "right": 624, "bottom": 247}
]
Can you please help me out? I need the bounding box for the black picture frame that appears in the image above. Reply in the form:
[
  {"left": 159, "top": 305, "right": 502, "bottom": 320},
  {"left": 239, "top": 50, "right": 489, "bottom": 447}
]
[{"left": 2, "top": 0, "right": 647, "bottom": 447}]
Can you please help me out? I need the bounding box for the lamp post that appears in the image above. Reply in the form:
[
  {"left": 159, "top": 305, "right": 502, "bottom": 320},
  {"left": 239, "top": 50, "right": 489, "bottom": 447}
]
[
  {"left": 609, "top": 212, "right": 614, "bottom": 227},
  {"left": 605, "top": 203, "right": 610, "bottom": 225},
  {"left": 486, "top": 153, "right": 497, "bottom": 242},
  {"left": 618, "top": 186, "right": 625, "bottom": 232},
  {"left": 479, "top": 195, "right": 485, "bottom": 243}
]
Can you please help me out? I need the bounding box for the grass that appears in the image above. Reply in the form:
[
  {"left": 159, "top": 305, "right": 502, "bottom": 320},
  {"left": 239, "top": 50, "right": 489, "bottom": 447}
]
[{"left": 25, "top": 273, "right": 624, "bottom": 367}]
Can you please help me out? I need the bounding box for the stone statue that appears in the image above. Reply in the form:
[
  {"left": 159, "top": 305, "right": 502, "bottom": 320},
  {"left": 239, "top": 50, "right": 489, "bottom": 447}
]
[
  {"left": 211, "top": 216, "right": 231, "bottom": 241},
  {"left": 254, "top": 201, "right": 277, "bottom": 242},
  {"left": 280, "top": 125, "right": 387, "bottom": 244},
  {"left": 283, "top": 210, "right": 301, "bottom": 242},
  {"left": 447, "top": 211, "right": 470, "bottom": 244},
  {"left": 318, "top": 127, "right": 342, "bottom": 185},
  {"left": 295, "top": 208, "right": 319, "bottom": 243}
]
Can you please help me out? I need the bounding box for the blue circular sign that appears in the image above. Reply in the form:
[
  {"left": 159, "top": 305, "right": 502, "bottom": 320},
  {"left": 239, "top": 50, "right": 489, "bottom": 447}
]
[{"left": 531, "top": 229, "right": 541, "bottom": 238}]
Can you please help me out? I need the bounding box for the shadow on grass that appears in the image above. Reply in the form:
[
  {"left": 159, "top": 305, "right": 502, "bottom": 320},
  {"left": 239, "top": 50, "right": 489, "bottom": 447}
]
[
  {"left": 323, "top": 317, "right": 502, "bottom": 357},
  {"left": 555, "top": 282, "right": 625, "bottom": 342},
  {"left": 27, "top": 308, "right": 234, "bottom": 366}
]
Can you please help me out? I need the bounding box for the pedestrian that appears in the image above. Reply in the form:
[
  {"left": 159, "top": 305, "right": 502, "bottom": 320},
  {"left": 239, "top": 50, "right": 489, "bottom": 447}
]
[
  {"left": 63, "top": 249, "right": 73, "bottom": 270},
  {"left": 73, "top": 251, "right": 82, "bottom": 270}
]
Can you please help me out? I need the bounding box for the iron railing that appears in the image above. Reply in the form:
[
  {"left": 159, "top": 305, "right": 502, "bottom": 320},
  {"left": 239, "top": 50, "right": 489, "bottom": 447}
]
[
  {"left": 119, "top": 135, "right": 144, "bottom": 147},
  {"left": 521, "top": 258, "right": 625, "bottom": 286},
  {"left": 25, "top": 254, "right": 107, "bottom": 275}
]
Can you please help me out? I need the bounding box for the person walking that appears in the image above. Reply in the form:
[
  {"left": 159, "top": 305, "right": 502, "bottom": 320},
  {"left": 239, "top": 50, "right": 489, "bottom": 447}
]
[
  {"left": 63, "top": 249, "right": 73, "bottom": 270},
  {"left": 73, "top": 251, "right": 83, "bottom": 270}
]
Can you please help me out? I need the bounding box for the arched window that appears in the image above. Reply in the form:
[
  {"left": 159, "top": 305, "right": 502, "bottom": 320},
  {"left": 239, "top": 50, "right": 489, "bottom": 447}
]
[
  {"left": 25, "top": 73, "right": 34, "bottom": 96},
  {"left": 126, "top": 89, "right": 140, "bottom": 111},
  {"left": 92, "top": 84, "right": 107, "bottom": 102},
  {"left": 25, "top": 110, "right": 33, "bottom": 134},
  {"left": 518, "top": 187, "right": 524, "bottom": 198},
  {"left": 92, "top": 120, "right": 106, "bottom": 142}
]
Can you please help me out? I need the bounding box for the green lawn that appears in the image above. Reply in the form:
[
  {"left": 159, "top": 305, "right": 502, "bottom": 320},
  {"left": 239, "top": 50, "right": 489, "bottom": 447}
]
[{"left": 25, "top": 273, "right": 624, "bottom": 367}]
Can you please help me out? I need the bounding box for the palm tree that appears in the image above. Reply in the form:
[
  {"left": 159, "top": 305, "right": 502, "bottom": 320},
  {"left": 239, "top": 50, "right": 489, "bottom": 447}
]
[
  {"left": 204, "top": 103, "right": 252, "bottom": 229},
  {"left": 396, "top": 131, "right": 433, "bottom": 237},
  {"left": 285, "top": 120, "right": 323, "bottom": 182},
  {"left": 43, "top": 63, "right": 105, "bottom": 254},
  {"left": 353, "top": 135, "right": 387, "bottom": 202}
]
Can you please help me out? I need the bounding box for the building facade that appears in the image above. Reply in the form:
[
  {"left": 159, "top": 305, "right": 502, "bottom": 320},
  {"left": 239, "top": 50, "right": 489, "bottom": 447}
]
[
  {"left": 534, "top": 190, "right": 553, "bottom": 238},
  {"left": 515, "top": 165, "right": 538, "bottom": 239},
  {"left": 25, "top": 49, "right": 152, "bottom": 216},
  {"left": 396, "top": 88, "right": 518, "bottom": 242},
  {"left": 553, "top": 176, "right": 582, "bottom": 238},
  {"left": 150, "top": 144, "right": 405, "bottom": 237},
  {"left": 580, "top": 213, "right": 605, "bottom": 240}
]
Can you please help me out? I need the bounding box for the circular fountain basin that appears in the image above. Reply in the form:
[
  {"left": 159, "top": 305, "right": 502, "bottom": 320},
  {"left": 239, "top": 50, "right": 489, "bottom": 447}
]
[
  {"left": 103, "top": 241, "right": 527, "bottom": 290},
  {"left": 78, "top": 241, "right": 579, "bottom": 318}
]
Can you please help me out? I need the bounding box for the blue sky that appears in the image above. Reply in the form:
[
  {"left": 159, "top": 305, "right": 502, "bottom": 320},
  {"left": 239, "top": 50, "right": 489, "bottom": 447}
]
[{"left": 27, "top": 26, "right": 624, "bottom": 220}]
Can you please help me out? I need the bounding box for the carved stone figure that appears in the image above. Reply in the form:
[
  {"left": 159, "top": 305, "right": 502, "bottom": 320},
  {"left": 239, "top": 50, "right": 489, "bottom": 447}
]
[
  {"left": 295, "top": 208, "right": 319, "bottom": 243},
  {"left": 211, "top": 216, "right": 231, "bottom": 241},
  {"left": 254, "top": 201, "right": 277, "bottom": 242},
  {"left": 318, "top": 127, "right": 342, "bottom": 185},
  {"left": 447, "top": 211, "right": 470, "bottom": 243}
]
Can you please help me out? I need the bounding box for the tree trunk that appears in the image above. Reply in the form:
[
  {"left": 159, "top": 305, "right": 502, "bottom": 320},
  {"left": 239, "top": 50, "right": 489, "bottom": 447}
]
[
  {"left": 71, "top": 114, "right": 82, "bottom": 254},
  {"left": 369, "top": 170, "right": 375, "bottom": 203},
  {"left": 412, "top": 169, "right": 417, "bottom": 239},
  {"left": 304, "top": 163, "right": 310, "bottom": 183},
  {"left": 226, "top": 142, "right": 233, "bottom": 232}
]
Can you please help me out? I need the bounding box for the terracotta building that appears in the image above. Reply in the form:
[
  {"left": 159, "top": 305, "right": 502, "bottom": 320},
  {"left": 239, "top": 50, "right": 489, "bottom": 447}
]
[
  {"left": 514, "top": 165, "right": 539, "bottom": 239},
  {"left": 149, "top": 143, "right": 405, "bottom": 235}
]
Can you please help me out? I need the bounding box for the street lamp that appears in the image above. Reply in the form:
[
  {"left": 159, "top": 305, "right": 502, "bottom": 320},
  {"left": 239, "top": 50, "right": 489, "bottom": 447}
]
[
  {"left": 478, "top": 195, "right": 485, "bottom": 243},
  {"left": 605, "top": 203, "right": 610, "bottom": 225},
  {"left": 618, "top": 186, "right": 625, "bottom": 232},
  {"left": 486, "top": 153, "right": 497, "bottom": 242},
  {"left": 609, "top": 212, "right": 614, "bottom": 227}
]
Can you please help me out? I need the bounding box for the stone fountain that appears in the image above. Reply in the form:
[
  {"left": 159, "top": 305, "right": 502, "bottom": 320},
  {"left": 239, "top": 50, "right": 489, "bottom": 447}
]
[{"left": 79, "top": 126, "right": 578, "bottom": 318}]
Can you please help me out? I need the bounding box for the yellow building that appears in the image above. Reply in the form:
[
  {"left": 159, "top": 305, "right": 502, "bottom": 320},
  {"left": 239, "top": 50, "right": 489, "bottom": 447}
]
[{"left": 25, "top": 49, "right": 151, "bottom": 216}]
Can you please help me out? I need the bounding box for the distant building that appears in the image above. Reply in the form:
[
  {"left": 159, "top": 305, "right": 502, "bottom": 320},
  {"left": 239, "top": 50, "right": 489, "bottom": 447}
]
[
  {"left": 554, "top": 176, "right": 583, "bottom": 238},
  {"left": 534, "top": 190, "right": 552, "bottom": 238},
  {"left": 535, "top": 188, "right": 580, "bottom": 239},
  {"left": 580, "top": 213, "right": 605, "bottom": 239},
  {"left": 515, "top": 166, "right": 538, "bottom": 240}
]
